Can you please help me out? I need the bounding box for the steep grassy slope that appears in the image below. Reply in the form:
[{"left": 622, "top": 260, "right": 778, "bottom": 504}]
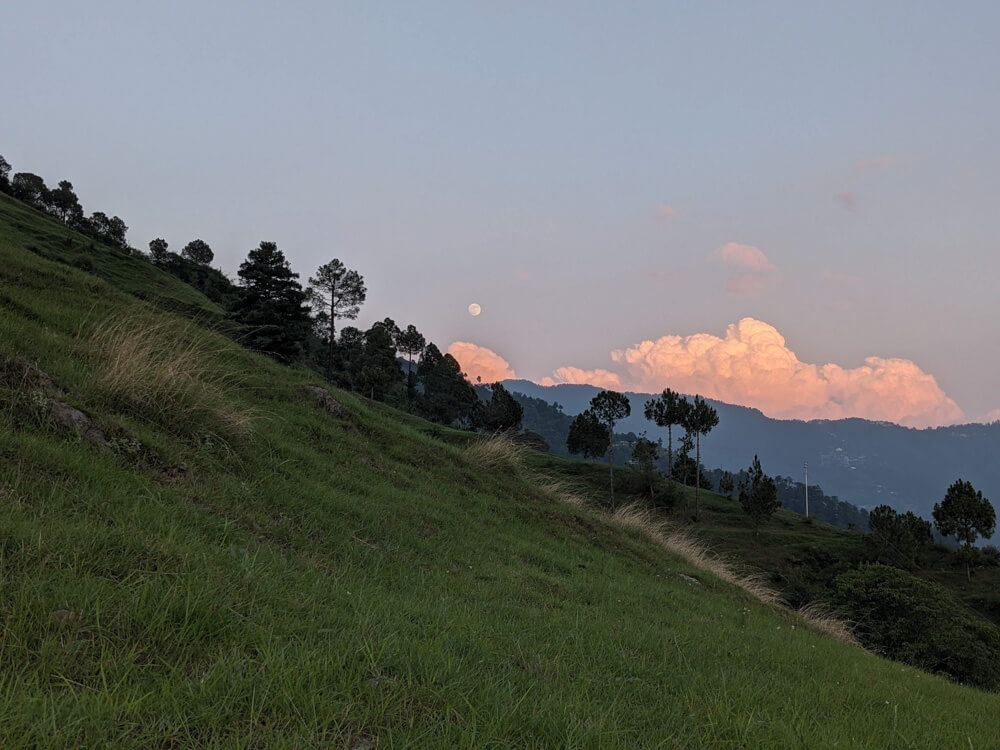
[{"left": 2, "top": 202, "right": 1000, "bottom": 747}]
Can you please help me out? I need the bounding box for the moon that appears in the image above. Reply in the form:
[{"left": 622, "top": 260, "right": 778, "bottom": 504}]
[{"left": 468, "top": 303, "right": 482, "bottom": 317}]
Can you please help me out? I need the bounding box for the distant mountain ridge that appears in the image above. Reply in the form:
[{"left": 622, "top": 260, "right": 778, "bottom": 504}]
[{"left": 503, "top": 379, "right": 1000, "bottom": 521}]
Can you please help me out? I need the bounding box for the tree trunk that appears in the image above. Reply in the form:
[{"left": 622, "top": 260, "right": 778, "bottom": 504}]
[
  {"left": 667, "top": 425, "right": 673, "bottom": 480},
  {"left": 608, "top": 424, "right": 615, "bottom": 512},
  {"left": 326, "top": 294, "right": 337, "bottom": 381},
  {"left": 695, "top": 432, "right": 701, "bottom": 520}
]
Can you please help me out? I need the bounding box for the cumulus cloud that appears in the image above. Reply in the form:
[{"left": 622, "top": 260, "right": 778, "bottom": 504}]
[
  {"left": 540, "top": 367, "right": 622, "bottom": 389},
  {"left": 542, "top": 318, "right": 963, "bottom": 428},
  {"left": 715, "top": 242, "right": 775, "bottom": 271},
  {"left": 654, "top": 205, "right": 678, "bottom": 219},
  {"left": 447, "top": 342, "right": 516, "bottom": 383}
]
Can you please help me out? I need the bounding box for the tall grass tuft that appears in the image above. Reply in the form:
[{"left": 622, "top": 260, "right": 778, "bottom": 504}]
[
  {"left": 84, "top": 314, "right": 254, "bottom": 443},
  {"left": 464, "top": 434, "right": 526, "bottom": 471},
  {"left": 797, "top": 602, "right": 858, "bottom": 646}
]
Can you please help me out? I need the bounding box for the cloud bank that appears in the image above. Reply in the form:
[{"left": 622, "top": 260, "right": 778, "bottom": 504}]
[
  {"left": 541, "top": 318, "right": 963, "bottom": 428},
  {"left": 446, "top": 341, "right": 517, "bottom": 383}
]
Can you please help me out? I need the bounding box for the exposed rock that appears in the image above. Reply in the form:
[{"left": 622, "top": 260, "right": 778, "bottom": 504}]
[
  {"left": 304, "top": 385, "right": 346, "bottom": 417},
  {"left": 46, "top": 399, "right": 108, "bottom": 449},
  {"left": 678, "top": 573, "right": 702, "bottom": 586},
  {"left": 0, "top": 355, "right": 63, "bottom": 393}
]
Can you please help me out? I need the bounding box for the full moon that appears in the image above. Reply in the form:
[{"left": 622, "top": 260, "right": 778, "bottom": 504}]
[{"left": 468, "top": 303, "right": 482, "bottom": 317}]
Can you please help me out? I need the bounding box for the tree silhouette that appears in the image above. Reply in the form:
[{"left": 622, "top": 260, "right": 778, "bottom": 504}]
[
  {"left": 149, "top": 238, "right": 169, "bottom": 264},
  {"left": 590, "top": 390, "right": 631, "bottom": 510},
  {"left": 566, "top": 410, "right": 607, "bottom": 461},
  {"left": 396, "top": 324, "right": 426, "bottom": 398},
  {"left": 309, "top": 259, "right": 366, "bottom": 379},
  {"left": 643, "top": 388, "right": 687, "bottom": 479},
  {"left": 232, "top": 241, "right": 311, "bottom": 361},
  {"left": 718, "top": 472, "right": 735, "bottom": 500},
  {"left": 631, "top": 435, "right": 660, "bottom": 502},
  {"left": 49, "top": 180, "right": 82, "bottom": 224},
  {"left": 0, "top": 155, "right": 11, "bottom": 193},
  {"left": 11, "top": 173, "right": 49, "bottom": 208},
  {"left": 418, "top": 344, "right": 480, "bottom": 427},
  {"left": 739, "top": 455, "right": 779, "bottom": 538},
  {"left": 683, "top": 395, "right": 719, "bottom": 520},
  {"left": 480, "top": 382, "right": 524, "bottom": 433},
  {"left": 181, "top": 239, "right": 214, "bottom": 265},
  {"left": 933, "top": 479, "right": 996, "bottom": 580}
]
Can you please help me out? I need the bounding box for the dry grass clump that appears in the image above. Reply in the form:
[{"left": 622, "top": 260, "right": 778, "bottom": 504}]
[
  {"left": 609, "top": 504, "right": 783, "bottom": 605},
  {"left": 797, "top": 602, "right": 858, "bottom": 646},
  {"left": 533, "top": 477, "right": 588, "bottom": 507},
  {"left": 464, "top": 434, "right": 526, "bottom": 471},
  {"left": 85, "top": 314, "right": 254, "bottom": 442}
]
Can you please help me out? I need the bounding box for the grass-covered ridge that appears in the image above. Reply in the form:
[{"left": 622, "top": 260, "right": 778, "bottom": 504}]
[{"left": 2, "top": 198, "right": 1000, "bottom": 746}]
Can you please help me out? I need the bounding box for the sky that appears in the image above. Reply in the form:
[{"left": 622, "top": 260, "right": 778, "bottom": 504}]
[{"left": 3, "top": 2, "right": 999, "bottom": 426}]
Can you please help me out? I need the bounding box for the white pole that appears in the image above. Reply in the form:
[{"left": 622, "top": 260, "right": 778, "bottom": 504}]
[{"left": 804, "top": 460, "right": 809, "bottom": 518}]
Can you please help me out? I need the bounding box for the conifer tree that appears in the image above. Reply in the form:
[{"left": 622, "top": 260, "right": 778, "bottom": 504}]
[
  {"left": 309, "top": 259, "right": 366, "bottom": 379},
  {"left": 232, "top": 241, "right": 311, "bottom": 361},
  {"left": 739, "top": 455, "right": 779, "bottom": 538},
  {"left": 933, "top": 479, "right": 996, "bottom": 580},
  {"left": 683, "top": 395, "right": 719, "bottom": 520},
  {"left": 590, "top": 390, "right": 631, "bottom": 510},
  {"left": 644, "top": 388, "right": 687, "bottom": 479}
]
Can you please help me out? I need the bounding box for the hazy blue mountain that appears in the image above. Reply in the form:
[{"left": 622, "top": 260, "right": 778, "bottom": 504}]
[{"left": 503, "top": 380, "right": 1000, "bottom": 521}]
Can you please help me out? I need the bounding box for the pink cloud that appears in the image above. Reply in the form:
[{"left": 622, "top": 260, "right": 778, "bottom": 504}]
[
  {"left": 447, "top": 342, "right": 516, "bottom": 384},
  {"left": 654, "top": 205, "right": 678, "bottom": 220},
  {"left": 715, "top": 242, "right": 775, "bottom": 271},
  {"left": 974, "top": 408, "right": 1000, "bottom": 425},
  {"left": 540, "top": 319, "right": 963, "bottom": 428},
  {"left": 541, "top": 366, "right": 622, "bottom": 390}
]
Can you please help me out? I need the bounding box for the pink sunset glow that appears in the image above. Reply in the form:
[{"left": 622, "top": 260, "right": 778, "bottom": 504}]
[{"left": 451, "top": 318, "right": 967, "bottom": 428}]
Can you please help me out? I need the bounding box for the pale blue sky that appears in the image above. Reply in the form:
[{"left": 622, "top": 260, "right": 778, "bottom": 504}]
[{"left": 3, "top": 2, "right": 999, "bottom": 421}]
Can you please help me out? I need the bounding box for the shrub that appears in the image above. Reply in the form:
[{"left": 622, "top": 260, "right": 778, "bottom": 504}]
[{"left": 832, "top": 564, "right": 1000, "bottom": 690}]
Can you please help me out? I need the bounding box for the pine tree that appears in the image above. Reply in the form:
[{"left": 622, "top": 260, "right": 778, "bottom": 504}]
[
  {"left": 590, "top": 390, "right": 631, "bottom": 510},
  {"left": 231, "top": 241, "right": 311, "bottom": 361},
  {"left": 644, "top": 388, "right": 687, "bottom": 479},
  {"left": 739, "top": 455, "right": 779, "bottom": 538},
  {"left": 309, "top": 259, "right": 366, "bottom": 379},
  {"left": 933, "top": 479, "right": 996, "bottom": 580},
  {"left": 683, "top": 395, "right": 719, "bottom": 520}
]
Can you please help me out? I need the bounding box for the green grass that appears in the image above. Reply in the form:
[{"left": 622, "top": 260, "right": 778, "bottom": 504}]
[{"left": 2, "top": 197, "right": 1000, "bottom": 746}]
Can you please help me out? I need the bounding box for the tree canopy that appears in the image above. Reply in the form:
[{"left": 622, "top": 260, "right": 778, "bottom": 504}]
[
  {"left": 644, "top": 388, "right": 687, "bottom": 479},
  {"left": 181, "top": 239, "right": 214, "bottom": 265},
  {"left": 232, "top": 241, "right": 312, "bottom": 361}
]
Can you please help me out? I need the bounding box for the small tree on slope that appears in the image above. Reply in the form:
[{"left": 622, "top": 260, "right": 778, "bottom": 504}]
[
  {"left": 683, "top": 395, "right": 719, "bottom": 521},
  {"left": 739, "top": 455, "right": 779, "bottom": 539},
  {"left": 590, "top": 390, "right": 631, "bottom": 511},
  {"left": 933, "top": 479, "right": 996, "bottom": 580}
]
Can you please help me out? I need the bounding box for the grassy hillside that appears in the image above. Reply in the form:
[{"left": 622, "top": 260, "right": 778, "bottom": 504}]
[{"left": 2, "top": 199, "right": 1000, "bottom": 746}]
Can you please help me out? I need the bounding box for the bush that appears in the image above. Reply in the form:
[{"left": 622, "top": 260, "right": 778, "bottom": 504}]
[{"left": 832, "top": 564, "right": 1000, "bottom": 690}]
